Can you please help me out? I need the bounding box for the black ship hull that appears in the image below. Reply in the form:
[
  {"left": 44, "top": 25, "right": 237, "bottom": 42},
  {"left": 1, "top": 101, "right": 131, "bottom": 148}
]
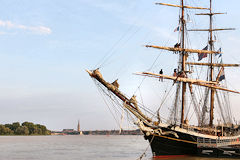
[
  {"left": 143, "top": 127, "right": 240, "bottom": 158},
  {"left": 145, "top": 134, "right": 196, "bottom": 156},
  {"left": 144, "top": 128, "right": 197, "bottom": 157}
]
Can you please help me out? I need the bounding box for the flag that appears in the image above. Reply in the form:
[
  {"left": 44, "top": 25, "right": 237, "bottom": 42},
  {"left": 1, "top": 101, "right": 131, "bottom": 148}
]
[
  {"left": 219, "top": 69, "right": 225, "bottom": 81},
  {"left": 174, "top": 26, "right": 180, "bottom": 32},
  {"left": 220, "top": 59, "right": 223, "bottom": 64},
  {"left": 198, "top": 53, "right": 208, "bottom": 61},
  {"left": 198, "top": 45, "right": 208, "bottom": 61},
  {"left": 218, "top": 48, "right": 222, "bottom": 57},
  {"left": 215, "top": 48, "right": 222, "bottom": 57},
  {"left": 202, "top": 45, "right": 208, "bottom": 50}
]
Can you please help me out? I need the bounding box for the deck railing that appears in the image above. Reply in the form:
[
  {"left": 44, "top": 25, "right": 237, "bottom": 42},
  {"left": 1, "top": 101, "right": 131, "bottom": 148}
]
[{"left": 197, "top": 137, "right": 240, "bottom": 148}]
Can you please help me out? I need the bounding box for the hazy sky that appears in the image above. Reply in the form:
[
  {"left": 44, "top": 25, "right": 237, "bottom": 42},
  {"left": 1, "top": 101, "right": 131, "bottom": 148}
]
[{"left": 0, "top": 0, "right": 239, "bottom": 131}]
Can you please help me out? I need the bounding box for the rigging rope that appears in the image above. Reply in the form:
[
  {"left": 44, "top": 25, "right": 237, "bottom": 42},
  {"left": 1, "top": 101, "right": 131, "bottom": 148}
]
[
  {"left": 137, "top": 135, "right": 155, "bottom": 160},
  {"left": 216, "top": 90, "right": 227, "bottom": 124},
  {"left": 169, "top": 83, "right": 181, "bottom": 124},
  {"left": 188, "top": 86, "right": 201, "bottom": 125},
  {"left": 94, "top": 80, "right": 121, "bottom": 127},
  {"left": 94, "top": 0, "right": 150, "bottom": 70}
]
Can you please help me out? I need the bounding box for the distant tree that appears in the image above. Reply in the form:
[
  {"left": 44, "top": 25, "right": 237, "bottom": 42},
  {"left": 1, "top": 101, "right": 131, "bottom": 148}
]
[
  {"left": 22, "top": 122, "right": 34, "bottom": 135},
  {"left": 0, "top": 122, "right": 50, "bottom": 135},
  {"left": 36, "top": 127, "right": 42, "bottom": 135},
  {"left": 0, "top": 125, "right": 13, "bottom": 135},
  {"left": 5, "top": 122, "right": 20, "bottom": 134},
  {"left": 15, "top": 126, "right": 29, "bottom": 135},
  {"left": 21, "top": 122, "right": 50, "bottom": 135},
  {"left": 4, "top": 124, "right": 13, "bottom": 130},
  {"left": 38, "top": 124, "right": 49, "bottom": 135},
  {"left": 12, "top": 122, "right": 20, "bottom": 131}
]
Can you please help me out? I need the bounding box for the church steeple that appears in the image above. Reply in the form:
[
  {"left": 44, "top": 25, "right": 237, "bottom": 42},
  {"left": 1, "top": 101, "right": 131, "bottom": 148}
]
[{"left": 77, "top": 120, "right": 80, "bottom": 132}]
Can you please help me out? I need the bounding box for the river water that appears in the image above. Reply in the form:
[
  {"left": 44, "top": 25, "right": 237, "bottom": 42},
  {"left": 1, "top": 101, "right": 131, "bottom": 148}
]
[{"left": 0, "top": 135, "right": 236, "bottom": 160}]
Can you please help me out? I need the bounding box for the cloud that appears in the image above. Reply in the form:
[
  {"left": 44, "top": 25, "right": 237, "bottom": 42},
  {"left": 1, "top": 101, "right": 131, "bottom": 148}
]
[{"left": 0, "top": 20, "right": 52, "bottom": 35}]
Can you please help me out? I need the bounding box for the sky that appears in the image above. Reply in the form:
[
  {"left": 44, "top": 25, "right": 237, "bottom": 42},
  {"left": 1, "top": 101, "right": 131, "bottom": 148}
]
[{"left": 0, "top": 0, "right": 239, "bottom": 131}]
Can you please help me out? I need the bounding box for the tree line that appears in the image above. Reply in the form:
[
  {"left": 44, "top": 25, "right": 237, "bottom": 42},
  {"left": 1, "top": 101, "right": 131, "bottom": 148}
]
[{"left": 0, "top": 122, "right": 50, "bottom": 135}]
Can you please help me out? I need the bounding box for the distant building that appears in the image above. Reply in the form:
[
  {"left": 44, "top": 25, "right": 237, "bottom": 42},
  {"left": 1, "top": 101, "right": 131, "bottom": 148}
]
[
  {"left": 61, "top": 129, "right": 79, "bottom": 135},
  {"left": 77, "top": 120, "right": 80, "bottom": 132},
  {"left": 77, "top": 120, "right": 83, "bottom": 135},
  {"left": 63, "top": 129, "right": 74, "bottom": 132},
  {"left": 51, "top": 120, "right": 84, "bottom": 135}
]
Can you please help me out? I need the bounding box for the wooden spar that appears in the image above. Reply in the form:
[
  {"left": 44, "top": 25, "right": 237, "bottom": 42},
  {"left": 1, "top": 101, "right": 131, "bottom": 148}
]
[
  {"left": 145, "top": 45, "right": 221, "bottom": 54},
  {"left": 188, "top": 28, "right": 235, "bottom": 32},
  {"left": 203, "top": 83, "right": 240, "bottom": 94},
  {"left": 135, "top": 72, "right": 218, "bottom": 85},
  {"left": 86, "top": 69, "right": 153, "bottom": 123},
  {"left": 216, "top": 67, "right": 224, "bottom": 81},
  {"left": 155, "top": 3, "right": 209, "bottom": 10},
  {"left": 135, "top": 72, "right": 240, "bottom": 94},
  {"left": 196, "top": 13, "right": 226, "bottom": 15},
  {"left": 86, "top": 69, "right": 130, "bottom": 104},
  {"left": 186, "top": 62, "right": 240, "bottom": 67}
]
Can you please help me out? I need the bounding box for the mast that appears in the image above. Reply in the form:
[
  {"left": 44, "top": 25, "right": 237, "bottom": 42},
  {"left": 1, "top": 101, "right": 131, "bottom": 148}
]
[
  {"left": 157, "top": 0, "right": 208, "bottom": 127},
  {"left": 186, "top": 0, "right": 236, "bottom": 126},
  {"left": 180, "top": 0, "right": 186, "bottom": 127},
  {"left": 209, "top": 0, "right": 215, "bottom": 127}
]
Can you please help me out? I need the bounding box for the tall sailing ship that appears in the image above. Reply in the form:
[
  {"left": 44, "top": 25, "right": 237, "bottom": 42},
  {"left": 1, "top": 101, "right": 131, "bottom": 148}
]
[{"left": 87, "top": 0, "right": 240, "bottom": 158}]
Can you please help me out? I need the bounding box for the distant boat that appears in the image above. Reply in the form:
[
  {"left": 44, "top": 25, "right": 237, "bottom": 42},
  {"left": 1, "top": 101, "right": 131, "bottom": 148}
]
[{"left": 87, "top": 0, "right": 240, "bottom": 158}]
